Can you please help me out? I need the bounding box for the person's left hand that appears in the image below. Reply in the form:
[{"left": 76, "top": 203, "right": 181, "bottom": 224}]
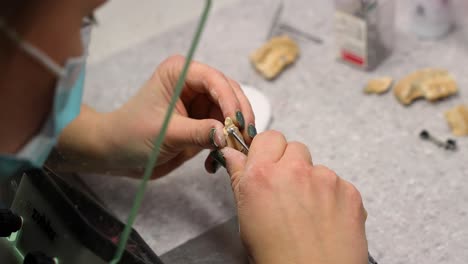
[{"left": 52, "top": 55, "right": 256, "bottom": 178}]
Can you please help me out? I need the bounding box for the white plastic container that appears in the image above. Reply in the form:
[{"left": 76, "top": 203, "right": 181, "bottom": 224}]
[{"left": 410, "top": 0, "right": 454, "bottom": 39}]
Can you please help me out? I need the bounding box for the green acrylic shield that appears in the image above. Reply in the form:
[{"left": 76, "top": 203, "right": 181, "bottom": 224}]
[{"left": 110, "top": 1, "right": 212, "bottom": 263}]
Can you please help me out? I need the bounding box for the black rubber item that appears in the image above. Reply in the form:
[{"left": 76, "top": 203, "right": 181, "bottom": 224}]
[
  {"left": 0, "top": 209, "right": 22, "bottom": 237},
  {"left": 368, "top": 252, "right": 378, "bottom": 264},
  {"left": 446, "top": 139, "right": 457, "bottom": 150},
  {"left": 419, "top": 130, "right": 430, "bottom": 139},
  {"left": 23, "top": 251, "right": 55, "bottom": 264}
]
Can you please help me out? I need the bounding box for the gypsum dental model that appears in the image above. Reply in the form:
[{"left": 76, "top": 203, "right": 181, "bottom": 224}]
[
  {"left": 445, "top": 105, "right": 468, "bottom": 136},
  {"left": 394, "top": 68, "right": 457, "bottom": 105},
  {"left": 364, "top": 77, "right": 393, "bottom": 94},
  {"left": 250, "top": 35, "right": 299, "bottom": 80},
  {"left": 223, "top": 117, "right": 248, "bottom": 154}
]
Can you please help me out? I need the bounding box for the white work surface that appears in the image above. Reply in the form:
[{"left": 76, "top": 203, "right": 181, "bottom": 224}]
[{"left": 80, "top": 1, "right": 468, "bottom": 263}]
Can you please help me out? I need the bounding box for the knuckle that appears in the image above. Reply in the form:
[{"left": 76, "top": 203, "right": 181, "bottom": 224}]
[
  {"left": 165, "top": 54, "right": 185, "bottom": 64},
  {"left": 289, "top": 160, "right": 311, "bottom": 174},
  {"left": 158, "top": 54, "right": 185, "bottom": 71},
  {"left": 343, "top": 182, "right": 366, "bottom": 221},
  {"left": 268, "top": 130, "right": 283, "bottom": 137},
  {"left": 251, "top": 130, "right": 286, "bottom": 149},
  {"left": 289, "top": 141, "right": 309, "bottom": 150},
  {"left": 191, "top": 126, "right": 204, "bottom": 146},
  {"left": 313, "top": 165, "right": 339, "bottom": 189},
  {"left": 228, "top": 78, "right": 242, "bottom": 90},
  {"left": 324, "top": 173, "right": 339, "bottom": 190},
  {"left": 261, "top": 130, "right": 284, "bottom": 140},
  {"left": 156, "top": 54, "right": 186, "bottom": 80},
  {"left": 290, "top": 141, "right": 312, "bottom": 158},
  {"left": 312, "top": 164, "right": 328, "bottom": 172},
  {"left": 345, "top": 182, "right": 363, "bottom": 206},
  {"left": 202, "top": 68, "right": 229, "bottom": 92},
  {"left": 289, "top": 141, "right": 307, "bottom": 148},
  {"left": 287, "top": 162, "right": 313, "bottom": 186},
  {"left": 201, "top": 65, "right": 225, "bottom": 80}
]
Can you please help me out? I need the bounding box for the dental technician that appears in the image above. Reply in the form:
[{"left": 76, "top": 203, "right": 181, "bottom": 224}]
[{"left": 0, "top": 1, "right": 369, "bottom": 263}]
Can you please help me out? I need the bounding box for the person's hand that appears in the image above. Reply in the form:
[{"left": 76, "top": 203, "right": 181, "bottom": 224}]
[
  {"left": 221, "top": 131, "right": 368, "bottom": 264},
  {"left": 49, "top": 55, "right": 256, "bottom": 177}
]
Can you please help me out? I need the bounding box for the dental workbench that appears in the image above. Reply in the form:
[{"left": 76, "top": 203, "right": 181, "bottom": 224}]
[{"left": 80, "top": 0, "right": 468, "bottom": 263}]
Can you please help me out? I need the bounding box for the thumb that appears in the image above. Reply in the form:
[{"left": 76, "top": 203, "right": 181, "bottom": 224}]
[
  {"left": 167, "top": 115, "right": 226, "bottom": 149},
  {"left": 221, "top": 147, "right": 247, "bottom": 191}
]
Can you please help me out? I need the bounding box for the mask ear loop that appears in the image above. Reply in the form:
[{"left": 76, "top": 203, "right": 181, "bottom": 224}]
[
  {"left": 0, "top": 19, "right": 66, "bottom": 77},
  {"left": 109, "top": 0, "right": 212, "bottom": 263}
]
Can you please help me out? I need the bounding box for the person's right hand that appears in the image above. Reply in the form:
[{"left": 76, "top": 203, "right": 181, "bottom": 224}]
[{"left": 221, "top": 131, "right": 368, "bottom": 264}]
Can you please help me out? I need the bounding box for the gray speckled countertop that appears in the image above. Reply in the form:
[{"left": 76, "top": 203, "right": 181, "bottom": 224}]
[{"left": 80, "top": 0, "right": 468, "bottom": 263}]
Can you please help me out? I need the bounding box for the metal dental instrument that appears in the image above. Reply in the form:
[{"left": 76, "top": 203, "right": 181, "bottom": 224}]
[
  {"left": 277, "top": 23, "right": 323, "bottom": 44},
  {"left": 267, "top": 0, "right": 283, "bottom": 40},
  {"left": 267, "top": 0, "right": 323, "bottom": 44},
  {"left": 227, "top": 127, "right": 249, "bottom": 153}
]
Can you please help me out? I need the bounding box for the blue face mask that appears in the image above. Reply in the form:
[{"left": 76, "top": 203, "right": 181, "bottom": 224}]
[{"left": 0, "top": 19, "right": 92, "bottom": 179}]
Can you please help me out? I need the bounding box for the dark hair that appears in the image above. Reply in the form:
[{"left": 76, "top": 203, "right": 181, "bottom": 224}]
[
  {"left": 0, "top": 1, "right": 30, "bottom": 60},
  {"left": 0, "top": 1, "right": 29, "bottom": 20}
]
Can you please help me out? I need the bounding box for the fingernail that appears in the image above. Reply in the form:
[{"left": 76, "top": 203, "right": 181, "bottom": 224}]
[
  {"left": 247, "top": 124, "right": 257, "bottom": 138},
  {"left": 210, "top": 128, "right": 226, "bottom": 148},
  {"left": 209, "top": 128, "right": 218, "bottom": 148},
  {"left": 212, "top": 159, "right": 221, "bottom": 173},
  {"left": 236, "top": 111, "right": 245, "bottom": 129},
  {"left": 210, "top": 150, "right": 226, "bottom": 168}
]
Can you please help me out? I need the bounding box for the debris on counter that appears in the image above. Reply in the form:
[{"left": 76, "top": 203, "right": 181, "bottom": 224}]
[
  {"left": 394, "top": 68, "right": 458, "bottom": 105},
  {"left": 250, "top": 35, "right": 299, "bottom": 80},
  {"left": 445, "top": 105, "right": 468, "bottom": 136},
  {"left": 364, "top": 77, "right": 393, "bottom": 94},
  {"left": 419, "top": 129, "right": 457, "bottom": 151},
  {"left": 223, "top": 117, "right": 248, "bottom": 154}
]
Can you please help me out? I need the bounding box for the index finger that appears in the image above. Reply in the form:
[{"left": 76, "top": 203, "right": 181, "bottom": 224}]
[
  {"left": 161, "top": 55, "right": 241, "bottom": 121},
  {"left": 280, "top": 141, "right": 313, "bottom": 165}
]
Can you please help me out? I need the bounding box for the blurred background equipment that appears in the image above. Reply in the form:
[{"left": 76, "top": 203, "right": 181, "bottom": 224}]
[
  {"left": 410, "top": 0, "right": 454, "bottom": 39},
  {"left": 334, "top": 0, "right": 395, "bottom": 70},
  {"left": 0, "top": 169, "right": 163, "bottom": 264}
]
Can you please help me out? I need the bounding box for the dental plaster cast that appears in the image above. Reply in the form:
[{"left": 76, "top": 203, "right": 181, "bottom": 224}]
[
  {"left": 445, "top": 105, "right": 468, "bottom": 136},
  {"left": 250, "top": 35, "right": 299, "bottom": 80},
  {"left": 364, "top": 77, "right": 393, "bottom": 94},
  {"left": 394, "top": 68, "right": 457, "bottom": 105}
]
